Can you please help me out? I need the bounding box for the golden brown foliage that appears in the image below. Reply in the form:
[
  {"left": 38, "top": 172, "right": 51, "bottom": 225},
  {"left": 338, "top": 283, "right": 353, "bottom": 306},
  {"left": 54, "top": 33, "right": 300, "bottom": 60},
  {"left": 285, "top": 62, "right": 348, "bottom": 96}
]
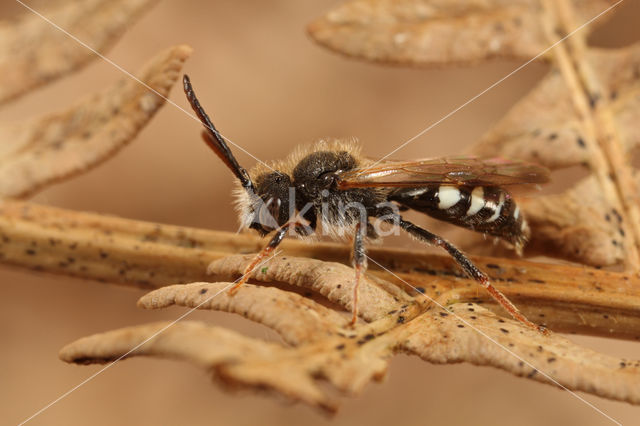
[
  {"left": 0, "top": 44, "right": 192, "bottom": 198},
  {"left": 0, "top": 0, "right": 639, "bottom": 415},
  {"left": 59, "top": 255, "right": 640, "bottom": 411},
  {"left": 473, "top": 42, "right": 640, "bottom": 268},
  {"left": 0, "top": 0, "right": 157, "bottom": 105},
  {"left": 307, "top": 0, "right": 614, "bottom": 65},
  {"left": 0, "top": 200, "right": 638, "bottom": 410},
  {"left": 309, "top": 0, "right": 640, "bottom": 270}
]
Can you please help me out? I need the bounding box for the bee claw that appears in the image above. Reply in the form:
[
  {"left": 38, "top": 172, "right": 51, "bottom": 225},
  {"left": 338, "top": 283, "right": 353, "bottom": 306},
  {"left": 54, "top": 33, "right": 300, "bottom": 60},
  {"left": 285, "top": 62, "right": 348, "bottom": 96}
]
[{"left": 348, "top": 311, "right": 358, "bottom": 327}]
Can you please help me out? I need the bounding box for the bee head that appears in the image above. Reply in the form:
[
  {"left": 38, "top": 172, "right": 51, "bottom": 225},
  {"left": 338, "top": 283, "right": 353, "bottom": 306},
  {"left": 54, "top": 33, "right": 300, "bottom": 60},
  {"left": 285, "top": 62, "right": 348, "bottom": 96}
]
[{"left": 242, "top": 171, "right": 292, "bottom": 235}]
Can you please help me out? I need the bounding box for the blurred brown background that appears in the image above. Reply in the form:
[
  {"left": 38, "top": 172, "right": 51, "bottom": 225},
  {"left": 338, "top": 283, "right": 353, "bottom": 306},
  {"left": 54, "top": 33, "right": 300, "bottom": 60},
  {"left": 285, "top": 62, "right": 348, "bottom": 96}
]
[{"left": 2, "top": 1, "right": 640, "bottom": 425}]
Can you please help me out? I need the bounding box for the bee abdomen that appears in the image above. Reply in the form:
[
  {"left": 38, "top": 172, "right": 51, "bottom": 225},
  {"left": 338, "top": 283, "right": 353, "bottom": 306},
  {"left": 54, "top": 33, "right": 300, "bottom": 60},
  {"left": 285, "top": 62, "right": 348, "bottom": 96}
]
[{"left": 389, "top": 185, "right": 528, "bottom": 250}]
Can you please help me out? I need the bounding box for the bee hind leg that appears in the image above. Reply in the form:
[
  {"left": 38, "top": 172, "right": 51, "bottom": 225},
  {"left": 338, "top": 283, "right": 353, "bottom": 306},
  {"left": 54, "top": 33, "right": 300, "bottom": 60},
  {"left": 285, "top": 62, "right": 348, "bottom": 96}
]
[{"left": 394, "top": 216, "right": 548, "bottom": 335}]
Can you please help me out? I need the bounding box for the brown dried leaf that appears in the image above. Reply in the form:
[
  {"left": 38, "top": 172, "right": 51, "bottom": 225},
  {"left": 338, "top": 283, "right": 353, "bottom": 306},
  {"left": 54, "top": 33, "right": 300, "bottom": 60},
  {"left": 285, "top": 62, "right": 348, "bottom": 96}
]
[
  {"left": 471, "top": 46, "right": 640, "bottom": 168},
  {"left": 3, "top": 200, "right": 640, "bottom": 339},
  {"left": 207, "top": 255, "right": 411, "bottom": 322},
  {"left": 310, "top": 1, "right": 640, "bottom": 269},
  {"left": 308, "top": 0, "right": 614, "bottom": 66},
  {"left": 0, "top": 197, "right": 637, "bottom": 409},
  {"left": 59, "top": 320, "right": 383, "bottom": 411},
  {"left": 0, "top": 0, "right": 632, "bottom": 414},
  {"left": 138, "top": 282, "right": 347, "bottom": 346},
  {"left": 518, "top": 176, "right": 625, "bottom": 266},
  {"left": 0, "top": 0, "right": 157, "bottom": 105},
  {"left": 400, "top": 303, "right": 640, "bottom": 405},
  {"left": 470, "top": 42, "right": 640, "bottom": 267},
  {"left": 60, "top": 255, "right": 640, "bottom": 411},
  {"left": 0, "top": 44, "right": 192, "bottom": 199}
]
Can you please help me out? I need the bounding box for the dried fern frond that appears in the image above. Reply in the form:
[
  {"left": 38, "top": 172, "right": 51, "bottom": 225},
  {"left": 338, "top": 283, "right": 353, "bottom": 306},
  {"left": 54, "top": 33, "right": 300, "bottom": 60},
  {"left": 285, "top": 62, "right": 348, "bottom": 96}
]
[
  {"left": 2, "top": 200, "right": 640, "bottom": 339},
  {"left": 0, "top": 0, "right": 158, "bottom": 105},
  {"left": 0, "top": 0, "right": 638, "bottom": 416},
  {"left": 1, "top": 197, "right": 639, "bottom": 409},
  {"left": 309, "top": 0, "right": 640, "bottom": 270},
  {"left": 0, "top": 44, "right": 191, "bottom": 198},
  {"left": 470, "top": 41, "right": 640, "bottom": 268},
  {"left": 307, "top": 0, "right": 615, "bottom": 66},
  {"left": 138, "top": 282, "right": 347, "bottom": 346},
  {"left": 59, "top": 255, "right": 640, "bottom": 412}
]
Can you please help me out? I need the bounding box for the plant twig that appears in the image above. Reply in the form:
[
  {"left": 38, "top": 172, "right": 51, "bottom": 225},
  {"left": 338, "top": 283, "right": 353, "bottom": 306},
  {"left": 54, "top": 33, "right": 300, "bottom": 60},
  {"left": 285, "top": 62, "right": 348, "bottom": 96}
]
[
  {"left": 0, "top": 0, "right": 158, "bottom": 105},
  {"left": 1, "top": 199, "right": 639, "bottom": 340}
]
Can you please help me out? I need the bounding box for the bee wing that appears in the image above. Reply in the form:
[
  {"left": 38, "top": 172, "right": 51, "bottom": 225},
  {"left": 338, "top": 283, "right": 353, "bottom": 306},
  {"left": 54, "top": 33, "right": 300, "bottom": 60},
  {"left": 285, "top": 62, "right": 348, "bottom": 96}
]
[{"left": 336, "top": 156, "right": 550, "bottom": 189}]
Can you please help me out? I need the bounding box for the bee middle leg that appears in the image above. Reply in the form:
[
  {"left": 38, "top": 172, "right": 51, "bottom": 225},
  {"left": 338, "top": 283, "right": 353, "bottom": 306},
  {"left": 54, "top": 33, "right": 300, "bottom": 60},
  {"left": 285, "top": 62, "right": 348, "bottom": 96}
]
[{"left": 350, "top": 221, "right": 368, "bottom": 325}]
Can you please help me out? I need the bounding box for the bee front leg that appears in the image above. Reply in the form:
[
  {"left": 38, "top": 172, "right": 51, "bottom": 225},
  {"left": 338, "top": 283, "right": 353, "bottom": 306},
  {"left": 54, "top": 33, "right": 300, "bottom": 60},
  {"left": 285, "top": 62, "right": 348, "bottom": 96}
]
[
  {"left": 228, "top": 224, "right": 291, "bottom": 294},
  {"left": 350, "top": 221, "right": 368, "bottom": 325}
]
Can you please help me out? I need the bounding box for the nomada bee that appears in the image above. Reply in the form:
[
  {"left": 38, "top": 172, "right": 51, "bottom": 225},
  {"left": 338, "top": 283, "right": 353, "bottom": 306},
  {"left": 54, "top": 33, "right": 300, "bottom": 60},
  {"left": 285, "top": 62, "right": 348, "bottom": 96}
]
[{"left": 183, "top": 75, "right": 550, "bottom": 333}]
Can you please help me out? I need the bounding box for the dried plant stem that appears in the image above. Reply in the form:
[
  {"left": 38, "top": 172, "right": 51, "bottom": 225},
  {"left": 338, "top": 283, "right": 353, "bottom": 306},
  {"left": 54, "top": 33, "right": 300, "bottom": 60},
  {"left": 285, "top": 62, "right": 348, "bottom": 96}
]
[
  {"left": 558, "top": 1, "right": 640, "bottom": 272},
  {"left": 1, "top": 200, "right": 639, "bottom": 339},
  {"left": 540, "top": 0, "right": 640, "bottom": 270}
]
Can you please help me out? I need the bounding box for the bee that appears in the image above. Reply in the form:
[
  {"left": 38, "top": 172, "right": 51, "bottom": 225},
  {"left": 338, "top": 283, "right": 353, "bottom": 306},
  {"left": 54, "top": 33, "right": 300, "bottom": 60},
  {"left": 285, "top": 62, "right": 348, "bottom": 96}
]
[{"left": 183, "top": 75, "right": 550, "bottom": 333}]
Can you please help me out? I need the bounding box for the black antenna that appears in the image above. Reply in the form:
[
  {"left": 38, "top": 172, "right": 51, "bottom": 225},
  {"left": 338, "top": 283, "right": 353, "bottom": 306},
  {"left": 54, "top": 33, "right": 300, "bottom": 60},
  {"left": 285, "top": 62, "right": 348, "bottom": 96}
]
[{"left": 183, "top": 75, "right": 255, "bottom": 192}]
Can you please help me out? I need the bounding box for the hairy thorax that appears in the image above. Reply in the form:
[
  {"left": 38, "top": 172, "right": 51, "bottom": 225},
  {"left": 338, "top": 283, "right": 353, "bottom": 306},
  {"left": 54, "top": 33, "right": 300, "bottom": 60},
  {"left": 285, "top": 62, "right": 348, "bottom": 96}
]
[{"left": 233, "top": 139, "right": 386, "bottom": 238}]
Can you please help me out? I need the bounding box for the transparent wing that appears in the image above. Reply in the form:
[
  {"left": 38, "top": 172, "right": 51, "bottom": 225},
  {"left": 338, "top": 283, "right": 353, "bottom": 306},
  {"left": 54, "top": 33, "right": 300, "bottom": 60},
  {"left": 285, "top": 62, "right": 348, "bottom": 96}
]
[{"left": 336, "top": 156, "right": 550, "bottom": 189}]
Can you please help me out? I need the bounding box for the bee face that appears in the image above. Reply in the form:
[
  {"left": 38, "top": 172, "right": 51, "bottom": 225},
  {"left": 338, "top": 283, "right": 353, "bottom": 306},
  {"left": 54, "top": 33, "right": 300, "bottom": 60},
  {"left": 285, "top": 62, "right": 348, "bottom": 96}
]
[{"left": 247, "top": 171, "right": 292, "bottom": 234}]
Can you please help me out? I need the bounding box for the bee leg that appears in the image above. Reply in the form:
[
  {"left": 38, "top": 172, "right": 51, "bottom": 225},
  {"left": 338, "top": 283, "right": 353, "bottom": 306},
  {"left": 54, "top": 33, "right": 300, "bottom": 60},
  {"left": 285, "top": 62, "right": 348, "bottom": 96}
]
[
  {"left": 228, "top": 224, "right": 290, "bottom": 294},
  {"left": 396, "top": 217, "right": 548, "bottom": 335},
  {"left": 349, "top": 221, "right": 368, "bottom": 326}
]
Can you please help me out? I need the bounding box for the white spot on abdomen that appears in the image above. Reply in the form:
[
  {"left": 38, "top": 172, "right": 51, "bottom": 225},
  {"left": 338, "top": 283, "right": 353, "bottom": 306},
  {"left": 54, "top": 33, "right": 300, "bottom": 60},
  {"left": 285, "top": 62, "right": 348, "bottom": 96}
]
[
  {"left": 513, "top": 206, "right": 520, "bottom": 220},
  {"left": 466, "top": 187, "right": 485, "bottom": 216},
  {"left": 438, "top": 186, "right": 460, "bottom": 209},
  {"left": 486, "top": 192, "right": 505, "bottom": 223},
  {"left": 405, "top": 187, "right": 429, "bottom": 197}
]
